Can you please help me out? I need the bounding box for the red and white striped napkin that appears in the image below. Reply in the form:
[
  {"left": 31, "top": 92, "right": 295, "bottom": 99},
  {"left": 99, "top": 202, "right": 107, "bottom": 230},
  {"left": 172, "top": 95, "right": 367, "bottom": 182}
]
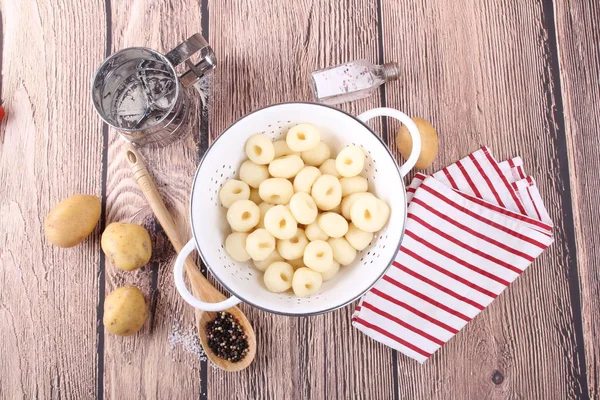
[{"left": 352, "top": 146, "right": 554, "bottom": 363}]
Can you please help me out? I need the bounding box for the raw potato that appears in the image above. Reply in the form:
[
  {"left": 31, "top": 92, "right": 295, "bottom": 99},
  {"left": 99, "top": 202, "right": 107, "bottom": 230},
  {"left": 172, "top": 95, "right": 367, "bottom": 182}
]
[
  {"left": 253, "top": 249, "right": 284, "bottom": 271},
  {"left": 263, "top": 205, "right": 298, "bottom": 239},
  {"left": 319, "top": 159, "right": 341, "bottom": 178},
  {"left": 277, "top": 228, "right": 309, "bottom": 260},
  {"left": 340, "top": 176, "right": 368, "bottom": 197},
  {"left": 268, "top": 155, "right": 304, "bottom": 178},
  {"left": 293, "top": 166, "right": 322, "bottom": 193},
  {"left": 226, "top": 200, "right": 260, "bottom": 232},
  {"left": 321, "top": 261, "right": 340, "bottom": 281},
  {"left": 225, "top": 232, "right": 251, "bottom": 262},
  {"left": 239, "top": 161, "right": 269, "bottom": 188},
  {"left": 318, "top": 212, "right": 349, "bottom": 238},
  {"left": 103, "top": 286, "right": 148, "bottom": 336},
  {"left": 289, "top": 192, "right": 318, "bottom": 225},
  {"left": 245, "top": 228, "right": 276, "bottom": 261},
  {"left": 350, "top": 196, "right": 390, "bottom": 233},
  {"left": 245, "top": 134, "right": 275, "bottom": 165},
  {"left": 101, "top": 222, "right": 152, "bottom": 271},
  {"left": 292, "top": 268, "right": 323, "bottom": 297},
  {"left": 219, "top": 179, "right": 250, "bottom": 208},
  {"left": 264, "top": 262, "right": 295, "bottom": 293},
  {"left": 311, "top": 174, "right": 342, "bottom": 211},
  {"left": 273, "top": 140, "right": 300, "bottom": 158},
  {"left": 345, "top": 223, "right": 373, "bottom": 251},
  {"left": 396, "top": 117, "right": 438, "bottom": 170},
  {"left": 301, "top": 141, "right": 330, "bottom": 167},
  {"left": 305, "top": 220, "right": 329, "bottom": 241},
  {"left": 328, "top": 237, "right": 357, "bottom": 266},
  {"left": 44, "top": 194, "right": 101, "bottom": 247},
  {"left": 303, "top": 240, "right": 334, "bottom": 272},
  {"left": 341, "top": 192, "right": 374, "bottom": 220},
  {"left": 286, "top": 123, "right": 320, "bottom": 152},
  {"left": 335, "top": 146, "right": 365, "bottom": 177},
  {"left": 259, "top": 178, "right": 294, "bottom": 205}
]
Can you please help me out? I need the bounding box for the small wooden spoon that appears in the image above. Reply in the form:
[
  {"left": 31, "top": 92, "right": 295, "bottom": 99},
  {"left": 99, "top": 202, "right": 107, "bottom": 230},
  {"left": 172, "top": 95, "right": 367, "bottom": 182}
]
[{"left": 123, "top": 143, "right": 256, "bottom": 372}]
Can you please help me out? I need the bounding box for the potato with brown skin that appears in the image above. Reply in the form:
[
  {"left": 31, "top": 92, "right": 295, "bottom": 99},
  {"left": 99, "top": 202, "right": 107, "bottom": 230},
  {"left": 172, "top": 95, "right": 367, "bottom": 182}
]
[
  {"left": 396, "top": 117, "right": 439, "bottom": 170},
  {"left": 101, "top": 222, "right": 152, "bottom": 271},
  {"left": 103, "top": 286, "right": 148, "bottom": 336},
  {"left": 44, "top": 194, "right": 101, "bottom": 247}
]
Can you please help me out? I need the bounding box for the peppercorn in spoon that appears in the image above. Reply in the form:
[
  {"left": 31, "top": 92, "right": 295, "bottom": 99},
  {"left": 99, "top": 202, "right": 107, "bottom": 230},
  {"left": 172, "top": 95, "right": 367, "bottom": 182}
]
[{"left": 124, "top": 143, "right": 256, "bottom": 371}]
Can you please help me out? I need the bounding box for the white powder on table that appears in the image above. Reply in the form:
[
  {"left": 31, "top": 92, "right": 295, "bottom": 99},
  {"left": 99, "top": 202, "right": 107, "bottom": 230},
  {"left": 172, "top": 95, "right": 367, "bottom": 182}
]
[{"left": 168, "top": 320, "right": 207, "bottom": 361}]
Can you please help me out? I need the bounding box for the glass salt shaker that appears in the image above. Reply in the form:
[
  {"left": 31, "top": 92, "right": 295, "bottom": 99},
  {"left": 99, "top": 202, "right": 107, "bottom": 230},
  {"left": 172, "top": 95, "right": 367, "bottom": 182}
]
[{"left": 310, "top": 59, "right": 400, "bottom": 105}]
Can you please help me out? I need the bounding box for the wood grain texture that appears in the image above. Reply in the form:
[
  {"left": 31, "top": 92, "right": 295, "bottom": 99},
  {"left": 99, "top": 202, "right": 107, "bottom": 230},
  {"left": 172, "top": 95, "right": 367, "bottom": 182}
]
[
  {"left": 1, "top": 0, "right": 599, "bottom": 398},
  {"left": 101, "top": 1, "right": 208, "bottom": 398},
  {"left": 206, "top": 1, "right": 395, "bottom": 399},
  {"left": 381, "top": 0, "right": 587, "bottom": 398},
  {"left": 123, "top": 142, "right": 257, "bottom": 372},
  {"left": 0, "top": 0, "right": 106, "bottom": 398},
  {"left": 554, "top": 0, "right": 600, "bottom": 398}
]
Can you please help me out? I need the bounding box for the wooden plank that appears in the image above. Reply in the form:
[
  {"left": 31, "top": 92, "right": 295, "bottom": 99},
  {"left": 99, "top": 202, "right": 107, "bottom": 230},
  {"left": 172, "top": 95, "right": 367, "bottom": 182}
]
[
  {"left": 554, "top": 0, "right": 600, "bottom": 398},
  {"left": 1, "top": 0, "right": 597, "bottom": 398},
  {"left": 380, "top": 0, "right": 587, "bottom": 398},
  {"left": 206, "top": 0, "right": 396, "bottom": 398},
  {"left": 101, "top": 2, "right": 209, "bottom": 398},
  {"left": 0, "top": 0, "right": 106, "bottom": 398}
]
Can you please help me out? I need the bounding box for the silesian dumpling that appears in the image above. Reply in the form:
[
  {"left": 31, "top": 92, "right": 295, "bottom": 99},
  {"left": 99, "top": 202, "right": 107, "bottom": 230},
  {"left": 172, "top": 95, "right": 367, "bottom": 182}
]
[
  {"left": 277, "top": 228, "right": 309, "bottom": 260},
  {"left": 225, "top": 232, "right": 251, "bottom": 262},
  {"left": 303, "top": 240, "right": 334, "bottom": 272},
  {"left": 311, "top": 175, "right": 342, "bottom": 211},
  {"left": 335, "top": 146, "right": 365, "bottom": 177},
  {"left": 286, "top": 123, "right": 320, "bottom": 152},
  {"left": 292, "top": 267, "right": 322, "bottom": 297},
  {"left": 301, "top": 141, "right": 330, "bottom": 167},
  {"left": 259, "top": 178, "right": 294, "bottom": 205},
  {"left": 328, "top": 237, "right": 357, "bottom": 266},
  {"left": 289, "top": 192, "right": 318, "bottom": 225},
  {"left": 239, "top": 160, "right": 270, "bottom": 188},
  {"left": 293, "top": 166, "right": 322, "bottom": 194},
  {"left": 221, "top": 125, "right": 390, "bottom": 298},
  {"left": 264, "top": 262, "right": 294, "bottom": 292},
  {"left": 245, "top": 134, "right": 275, "bottom": 165},
  {"left": 350, "top": 195, "right": 390, "bottom": 233},
  {"left": 245, "top": 228, "right": 276, "bottom": 261},
  {"left": 318, "top": 212, "right": 348, "bottom": 238},
  {"left": 226, "top": 200, "right": 260, "bottom": 232},
  {"left": 268, "top": 155, "right": 304, "bottom": 179},
  {"left": 219, "top": 179, "right": 250, "bottom": 208},
  {"left": 263, "top": 205, "right": 297, "bottom": 240},
  {"left": 339, "top": 176, "right": 368, "bottom": 197}
]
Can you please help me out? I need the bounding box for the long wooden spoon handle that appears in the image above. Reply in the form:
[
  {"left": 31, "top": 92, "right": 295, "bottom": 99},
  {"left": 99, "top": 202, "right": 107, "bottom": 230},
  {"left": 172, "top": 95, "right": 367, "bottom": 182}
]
[
  {"left": 122, "top": 143, "right": 215, "bottom": 303},
  {"left": 124, "top": 144, "right": 185, "bottom": 250}
]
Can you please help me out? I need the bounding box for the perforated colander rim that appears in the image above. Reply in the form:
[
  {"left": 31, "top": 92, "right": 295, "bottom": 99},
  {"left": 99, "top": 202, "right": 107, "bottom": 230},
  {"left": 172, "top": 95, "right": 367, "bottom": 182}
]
[{"left": 188, "top": 102, "right": 407, "bottom": 316}]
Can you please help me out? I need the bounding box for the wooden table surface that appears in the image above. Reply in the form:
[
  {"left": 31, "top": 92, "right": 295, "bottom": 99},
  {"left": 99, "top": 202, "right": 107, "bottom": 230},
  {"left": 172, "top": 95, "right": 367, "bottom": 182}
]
[{"left": 1, "top": 0, "right": 599, "bottom": 398}]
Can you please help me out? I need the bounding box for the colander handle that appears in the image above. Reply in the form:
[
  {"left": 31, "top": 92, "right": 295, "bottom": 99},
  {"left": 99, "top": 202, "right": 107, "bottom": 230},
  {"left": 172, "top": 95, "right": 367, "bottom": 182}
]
[
  {"left": 357, "top": 108, "right": 422, "bottom": 177},
  {"left": 174, "top": 239, "right": 242, "bottom": 311}
]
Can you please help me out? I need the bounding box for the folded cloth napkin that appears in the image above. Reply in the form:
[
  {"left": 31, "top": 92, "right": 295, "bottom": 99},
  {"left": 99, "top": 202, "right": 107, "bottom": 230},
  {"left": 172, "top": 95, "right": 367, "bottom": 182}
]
[{"left": 352, "top": 147, "right": 554, "bottom": 363}]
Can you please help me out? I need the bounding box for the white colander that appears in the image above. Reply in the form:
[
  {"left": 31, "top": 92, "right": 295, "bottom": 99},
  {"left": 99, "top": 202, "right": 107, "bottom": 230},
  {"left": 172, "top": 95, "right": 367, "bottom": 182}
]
[{"left": 174, "top": 102, "right": 421, "bottom": 316}]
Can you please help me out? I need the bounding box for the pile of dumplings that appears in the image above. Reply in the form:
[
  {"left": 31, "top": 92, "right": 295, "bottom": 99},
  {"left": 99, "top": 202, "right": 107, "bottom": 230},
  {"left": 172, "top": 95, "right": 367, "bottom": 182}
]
[{"left": 220, "top": 123, "right": 390, "bottom": 298}]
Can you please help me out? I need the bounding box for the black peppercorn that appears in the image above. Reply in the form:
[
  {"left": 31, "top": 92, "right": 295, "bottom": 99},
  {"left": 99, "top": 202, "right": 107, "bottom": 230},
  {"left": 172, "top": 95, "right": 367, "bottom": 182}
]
[{"left": 205, "top": 312, "right": 249, "bottom": 363}]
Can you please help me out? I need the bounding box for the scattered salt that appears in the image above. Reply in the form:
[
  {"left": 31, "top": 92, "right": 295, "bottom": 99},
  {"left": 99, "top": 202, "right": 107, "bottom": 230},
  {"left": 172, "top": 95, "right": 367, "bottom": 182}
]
[{"left": 167, "top": 320, "right": 207, "bottom": 361}]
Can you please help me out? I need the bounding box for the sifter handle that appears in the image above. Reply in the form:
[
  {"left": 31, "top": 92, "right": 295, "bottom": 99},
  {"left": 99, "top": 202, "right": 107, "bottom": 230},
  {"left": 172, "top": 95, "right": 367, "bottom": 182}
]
[{"left": 165, "top": 33, "right": 217, "bottom": 89}]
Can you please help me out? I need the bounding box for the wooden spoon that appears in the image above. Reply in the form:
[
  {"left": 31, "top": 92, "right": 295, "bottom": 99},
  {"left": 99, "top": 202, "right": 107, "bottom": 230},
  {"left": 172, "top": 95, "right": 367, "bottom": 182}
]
[{"left": 123, "top": 143, "right": 256, "bottom": 372}]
